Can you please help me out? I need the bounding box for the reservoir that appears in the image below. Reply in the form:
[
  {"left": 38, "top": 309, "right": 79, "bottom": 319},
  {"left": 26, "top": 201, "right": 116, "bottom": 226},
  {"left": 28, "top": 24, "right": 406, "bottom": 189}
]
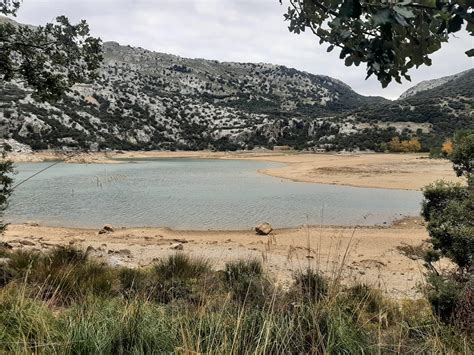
[{"left": 6, "top": 158, "right": 423, "bottom": 230}]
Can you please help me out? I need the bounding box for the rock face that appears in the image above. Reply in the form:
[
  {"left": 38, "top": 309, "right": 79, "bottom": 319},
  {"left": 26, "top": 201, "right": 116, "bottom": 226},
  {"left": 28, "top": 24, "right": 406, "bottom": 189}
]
[{"left": 255, "top": 223, "right": 273, "bottom": 236}]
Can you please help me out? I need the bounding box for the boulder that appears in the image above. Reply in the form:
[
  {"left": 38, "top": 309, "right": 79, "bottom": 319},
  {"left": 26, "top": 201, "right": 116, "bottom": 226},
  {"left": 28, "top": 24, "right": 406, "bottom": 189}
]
[
  {"left": 255, "top": 223, "right": 273, "bottom": 236},
  {"left": 99, "top": 224, "right": 114, "bottom": 234},
  {"left": 170, "top": 243, "right": 184, "bottom": 250}
]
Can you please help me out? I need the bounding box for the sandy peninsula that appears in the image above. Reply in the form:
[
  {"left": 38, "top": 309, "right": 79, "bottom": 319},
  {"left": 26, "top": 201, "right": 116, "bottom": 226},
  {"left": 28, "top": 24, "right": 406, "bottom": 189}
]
[
  {"left": 4, "top": 217, "right": 441, "bottom": 299},
  {"left": 10, "top": 150, "right": 461, "bottom": 190}
]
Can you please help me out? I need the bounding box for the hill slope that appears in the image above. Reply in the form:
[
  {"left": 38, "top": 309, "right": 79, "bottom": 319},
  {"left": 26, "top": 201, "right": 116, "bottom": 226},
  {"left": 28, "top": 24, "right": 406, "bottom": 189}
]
[{"left": 0, "top": 18, "right": 472, "bottom": 152}]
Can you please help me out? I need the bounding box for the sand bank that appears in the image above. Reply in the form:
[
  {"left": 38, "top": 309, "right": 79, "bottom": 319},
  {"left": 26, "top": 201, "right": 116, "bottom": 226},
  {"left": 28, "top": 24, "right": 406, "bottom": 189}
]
[
  {"left": 9, "top": 151, "right": 460, "bottom": 190},
  {"left": 5, "top": 218, "right": 443, "bottom": 299}
]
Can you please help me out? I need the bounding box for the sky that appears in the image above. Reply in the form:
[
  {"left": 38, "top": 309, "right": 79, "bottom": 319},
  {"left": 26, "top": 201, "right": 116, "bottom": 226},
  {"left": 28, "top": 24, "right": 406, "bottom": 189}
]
[{"left": 10, "top": 0, "right": 474, "bottom": 99}]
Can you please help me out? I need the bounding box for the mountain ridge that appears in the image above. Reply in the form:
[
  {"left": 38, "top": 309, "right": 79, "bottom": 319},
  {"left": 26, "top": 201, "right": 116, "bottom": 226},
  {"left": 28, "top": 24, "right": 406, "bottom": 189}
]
[{"left": 0, "top": 17, "right": 472, "bottom": 152}]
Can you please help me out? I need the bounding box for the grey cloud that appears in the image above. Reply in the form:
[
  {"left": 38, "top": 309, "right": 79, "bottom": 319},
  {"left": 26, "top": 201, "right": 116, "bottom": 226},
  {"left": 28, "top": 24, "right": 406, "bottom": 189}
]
[{"left": 13, "top": 0, "right": 474, "bottom": 99}]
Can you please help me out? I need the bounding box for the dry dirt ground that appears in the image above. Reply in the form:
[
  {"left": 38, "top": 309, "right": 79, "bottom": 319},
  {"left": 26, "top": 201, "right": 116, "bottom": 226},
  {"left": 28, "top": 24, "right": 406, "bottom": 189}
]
[{"left": 4, "top": 218, "right": 443, "bottom": 299}]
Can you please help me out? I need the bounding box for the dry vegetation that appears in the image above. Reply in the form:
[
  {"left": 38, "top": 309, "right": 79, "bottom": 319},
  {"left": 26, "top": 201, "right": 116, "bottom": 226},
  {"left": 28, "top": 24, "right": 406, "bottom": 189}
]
[{"left": 0, "top": 246, "right": 471, "bottom": 354}]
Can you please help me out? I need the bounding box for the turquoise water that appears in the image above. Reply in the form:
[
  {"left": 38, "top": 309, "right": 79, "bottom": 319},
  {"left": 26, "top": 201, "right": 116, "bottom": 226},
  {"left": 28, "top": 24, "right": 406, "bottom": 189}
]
[{"left": 6, "top": 158, "right": 422, "bottom": 229}]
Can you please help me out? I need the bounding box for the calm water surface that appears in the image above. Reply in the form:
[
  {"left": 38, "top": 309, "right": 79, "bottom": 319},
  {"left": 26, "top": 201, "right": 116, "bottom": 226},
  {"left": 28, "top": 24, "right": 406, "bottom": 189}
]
[{"left": 7, "top": 158, "right": 422, "bottom": 229}]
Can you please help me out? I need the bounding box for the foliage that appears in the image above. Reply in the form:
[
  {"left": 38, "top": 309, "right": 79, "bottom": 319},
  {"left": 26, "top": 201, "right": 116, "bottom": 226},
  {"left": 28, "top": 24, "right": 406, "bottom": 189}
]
[
  {"left": 421, "top": 130, "right": 473, "bottom": 325},
  {"left": 223, "top": 259, "right": 272, "bottom": 305},
  {"left": 441, "top": 138, "right": 454, "bottom": 155},
  {"left": 0, "top": 0, "right": 20, "bottom": 16},
  {"left": 0, "top": 247, "right": 471, "bottom": 353},
  {"left": 0, "top": 3, "right": 102, "bottom": 101},
  {"left": 422, "top": 181, "right": 473, "bottom": 270},
  {"left": 294, "top": 268, "right": 328, "bottom": 302},
  {"left": 281, "top": 0, "right": 474, "bottom": 87},
  {"left": 451, "top": 131, "right": 474, "bottom": 177},
  {"left": 426, "top": 273, "right": 464, "bottom": 323},
  {"left": 387, "top": 136, "right": 422, "bottom": 152},
  {"left": 0, "top": 149, "right": 13, "bottom": 235}
]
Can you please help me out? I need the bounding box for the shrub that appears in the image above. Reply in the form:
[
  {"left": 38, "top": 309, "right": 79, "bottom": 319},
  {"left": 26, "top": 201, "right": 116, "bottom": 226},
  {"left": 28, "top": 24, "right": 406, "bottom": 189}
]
[
  {"left": 0, "top": 249, "right": 472, "bottom": 353},
  {"left": 0, "top": 154, "right": 14, "bottom": 235},
  {"left": 223, "top": 259, "right": 271, "bottom": 305},
  {"left": 0, "top": 287, "right": 60, "bottom": 353},
  {"left": 150, "top": 253, "right": 212, "bottom": 303},
  {"left": 294, "top": 268, "right": 328, "bottom": 302},
  {"left": 119, "top": 268, "right": 149, "bottom": 297},
  {"left": 422, "top": 183, "right": 473, "bottom": 270},
  {"left": 426, "top": 273, "right": 463, "bottom": 324},
  {"left": 454, "top": 282, "right": 474, "bottom": 332},
  {"left": 154, "top": 253, "right": 211, "bottom": 280},
  {"left": 2, "top": 247, "right": 114, "bottom": 304}
]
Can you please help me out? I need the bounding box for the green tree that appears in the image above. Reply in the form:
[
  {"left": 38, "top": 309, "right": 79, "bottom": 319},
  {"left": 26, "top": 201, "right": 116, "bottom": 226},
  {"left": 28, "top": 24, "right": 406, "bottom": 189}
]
[
  {"left": 451, "top": 130, "right": 474, "bottom": 179},
  {"left": 0, "top": 1, "right": 102, "bottom": 236},
  {"left": 421, "top": 132, "right": 473, "bottom": 325},
  {"left": 1, "top": 1, "right": 103, "bottom": 101},
  {"left": 0, "top": 149, "right": 13, "bottom": 234},
  {"left": 280, "top": 1, "right": 473, "bottom": 87}
]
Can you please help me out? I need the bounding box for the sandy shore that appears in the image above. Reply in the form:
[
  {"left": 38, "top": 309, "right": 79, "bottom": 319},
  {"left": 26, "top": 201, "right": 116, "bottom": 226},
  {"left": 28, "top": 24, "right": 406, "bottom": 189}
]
[
  {"left": 6, "top": 150, "right": 455, "bottom": 298},
  {"left": 4, "top": 218, "right": 443, "bottom": 299},
  {"left": 10, "top": 150, "right": 460, "bottom": 190}
]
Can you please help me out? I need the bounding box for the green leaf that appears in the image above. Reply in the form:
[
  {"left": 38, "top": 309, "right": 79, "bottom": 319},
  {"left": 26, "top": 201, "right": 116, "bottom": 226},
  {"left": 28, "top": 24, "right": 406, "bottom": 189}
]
[
  {"left": 447, "top": 15, "right": 463, "bottom": 33},
  {"left": 339, "top": 0, "right": 362, "bottom": 19},
  {"left": 394, "top": 13, "right": 409, "bottom": 26},
  {"left": 327, "top": 45, "right": 334, "bottom": 52},
  {"left": 466, "top": 48, "right": 474, "bottom": 57},
  {"left": 372, "top": 9, "right": 392, "bottom": 26},
  {"left": 394, "top": 6, "right": 415, "bottom": 19}
]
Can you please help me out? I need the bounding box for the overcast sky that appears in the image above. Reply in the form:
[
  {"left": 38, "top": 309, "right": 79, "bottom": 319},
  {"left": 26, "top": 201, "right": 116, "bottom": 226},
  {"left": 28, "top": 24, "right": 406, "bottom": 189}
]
[{"left": 10, "top": 0, "right": 474, "bottom": 99}]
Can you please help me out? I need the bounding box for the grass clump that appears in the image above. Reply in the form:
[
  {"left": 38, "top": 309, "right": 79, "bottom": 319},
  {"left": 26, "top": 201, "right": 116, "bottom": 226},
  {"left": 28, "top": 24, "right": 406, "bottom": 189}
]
[
  {"left": 3, "top": 246, "right": 114, "bottom": 304},
  {"left": 293, "top": 268, "right": 328, "bottom": 302},
  {"left": 0, "top": 247, "right": 471, "bottom": 354},
  {"left": 223, "top": 259, "right": 272, "bottom": 305}
]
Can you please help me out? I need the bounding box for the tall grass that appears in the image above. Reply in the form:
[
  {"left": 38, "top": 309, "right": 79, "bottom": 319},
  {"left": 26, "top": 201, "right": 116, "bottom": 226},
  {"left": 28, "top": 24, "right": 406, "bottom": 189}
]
[{"left": 0, "top": 246, "right": 471, "bottom": 354}]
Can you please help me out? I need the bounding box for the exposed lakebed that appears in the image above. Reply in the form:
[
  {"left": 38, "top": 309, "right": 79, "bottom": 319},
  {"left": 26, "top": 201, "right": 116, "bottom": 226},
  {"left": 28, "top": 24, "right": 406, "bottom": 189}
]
[{"left": 7, "top": 158, "right": 422, "bottom": 230}]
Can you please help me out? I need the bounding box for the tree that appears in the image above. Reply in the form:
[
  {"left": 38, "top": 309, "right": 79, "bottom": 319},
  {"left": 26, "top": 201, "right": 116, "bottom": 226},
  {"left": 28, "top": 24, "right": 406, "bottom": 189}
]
[
  {"left": 451, "top": 130, "right": 474, "bottom": 178},
  {"left": 0, "top": 1, "right": 102, "bottom": 236},
  {"left": 387, "top": 136, "right": 421, "bottom": 152},
  {"left": 421, "top": 131, "right": 473, "bottom": 325},
  {"left": 441, "top": 138, "right": 454, "bottom": 156},
  {"left": 1, "top": 0, "right": 103, "bottom": 101},
  {"left": 280, "top": 1, "right": 473, "bottom": 87},
  {"left": 0, "top": 148, "right": 13, "bottom": 234}
]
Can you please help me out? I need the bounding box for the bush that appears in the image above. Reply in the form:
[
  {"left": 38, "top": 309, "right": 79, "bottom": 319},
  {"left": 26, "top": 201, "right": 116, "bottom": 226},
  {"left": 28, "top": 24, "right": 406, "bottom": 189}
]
[
  {"left": 223, "top": 259, "right": 271, "bottom": 305},
  {"left": 2, "top": 247, "right": 114, "bottom": 304},
  {"left": 0, "top": 247, "right": 472, "bottom": 353},
  {"left": 422, "top": 182, "right": 473, "bottom": 270},
  {"left": 426, "top": 274, "right": 464, "bottom": 324},
  {"left": 293, "top": 268, "right": 328, "bottom": 302},
  {"left": 454, "top": 282, "right": 474, "bottom": 332},
  {"left": 149, "top": 253, "right": 212, "bottom": 303},
  {"left": 154, "top": 253, "right": 211, "bottom": 280}
]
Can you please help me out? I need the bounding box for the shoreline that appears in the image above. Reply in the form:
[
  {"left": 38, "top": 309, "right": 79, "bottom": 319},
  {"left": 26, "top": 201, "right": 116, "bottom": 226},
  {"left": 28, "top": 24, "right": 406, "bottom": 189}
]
[
  {"left": 8, "top": 150, "right": 461, "bottom": 191},
  {"left": 4, "top": 217, "right": 435, "bottom": 299}
]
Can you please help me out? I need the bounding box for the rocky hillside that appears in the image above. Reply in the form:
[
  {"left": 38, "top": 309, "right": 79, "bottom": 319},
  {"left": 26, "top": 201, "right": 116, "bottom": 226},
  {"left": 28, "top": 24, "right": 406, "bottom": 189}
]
[
  {"left": 399, "top": 70, "right": 472, "bottom": 99},
  {"left": 0, "top": 18, "right": 472, "bottom": 152}
]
